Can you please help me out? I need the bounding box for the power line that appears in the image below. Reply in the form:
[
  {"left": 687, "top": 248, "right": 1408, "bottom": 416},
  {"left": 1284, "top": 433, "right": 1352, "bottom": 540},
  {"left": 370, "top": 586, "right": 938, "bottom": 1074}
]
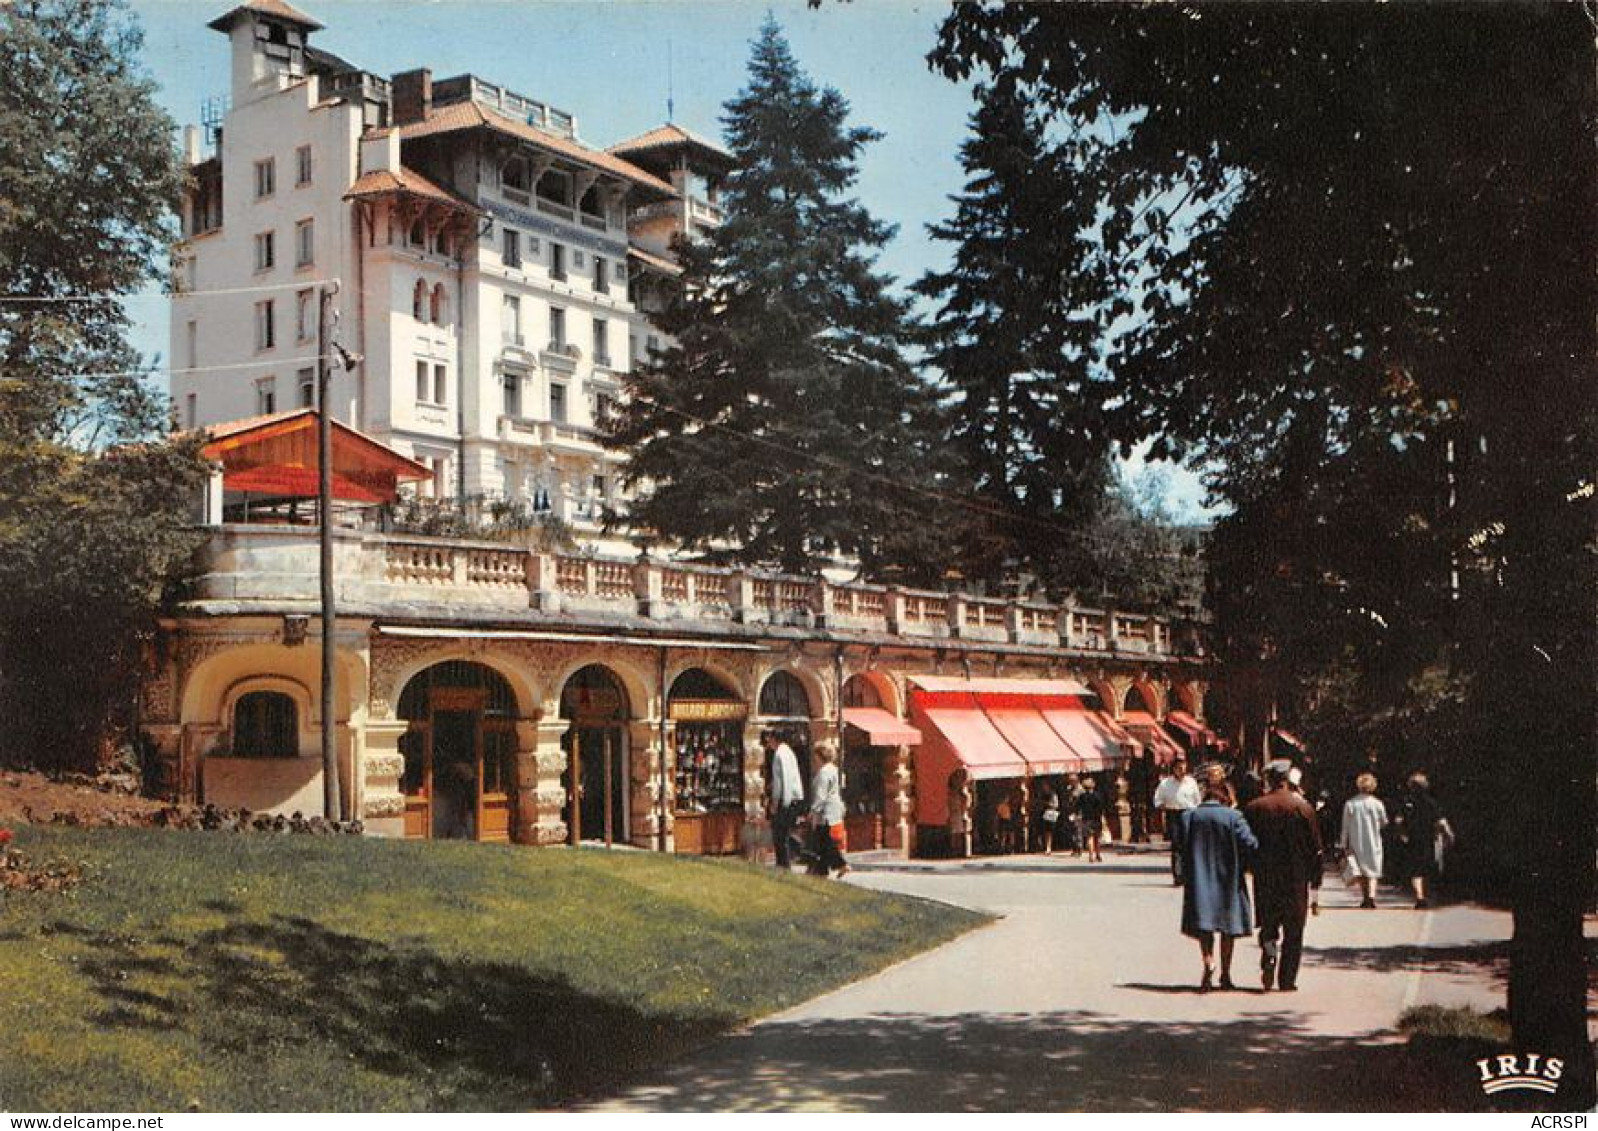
[
  {"left": 46, "top": 353, "right": 341, "bottom": 383},
  {"left": 0, "top": 279, "right": 342, "bottom": 305}
]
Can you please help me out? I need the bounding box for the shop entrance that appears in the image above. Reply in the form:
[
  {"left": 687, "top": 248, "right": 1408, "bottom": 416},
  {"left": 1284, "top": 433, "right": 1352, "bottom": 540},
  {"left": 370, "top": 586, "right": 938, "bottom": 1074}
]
[
  {"left": 397, "top": 661, "right": 519, "bottom": 842},
  {"left": 669, "top": 668, "right": 747, "bottom": 855},
  {"left": 841, "top": 674, "right": 887, "bottom": 851},
  {"left": 560, "top": 664, "right": 630, "bottom": 846}
]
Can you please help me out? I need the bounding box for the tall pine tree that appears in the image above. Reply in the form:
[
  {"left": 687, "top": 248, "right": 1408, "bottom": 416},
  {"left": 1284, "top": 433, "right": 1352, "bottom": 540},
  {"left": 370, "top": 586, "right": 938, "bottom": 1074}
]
[
  {"left": 916, "top": 84, "right": 1171, "bottom": 604},
  {"left": 607, "top": 18, "right": 947, "bottom": 577}
]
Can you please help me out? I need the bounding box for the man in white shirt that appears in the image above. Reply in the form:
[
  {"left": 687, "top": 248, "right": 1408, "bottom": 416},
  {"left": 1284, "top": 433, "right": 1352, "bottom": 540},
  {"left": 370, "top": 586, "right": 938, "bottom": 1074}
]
[
  {"left": 1153, "top": 756, "right": 1202, "bottom": 886},
  {"left": 763, "top": 729, "right": 805, "bottom": 869}
]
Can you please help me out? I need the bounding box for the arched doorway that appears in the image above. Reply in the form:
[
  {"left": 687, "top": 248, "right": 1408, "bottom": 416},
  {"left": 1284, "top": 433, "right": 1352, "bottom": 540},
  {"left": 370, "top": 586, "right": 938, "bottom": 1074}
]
[
  {"left": 397, "top": 660, "right": 519, "bottom": 842},
  {"left": 1124, "top": 683, "right": 1159, "bottom": 715},
  {"left": 758, "top": 669, "right": 814, "bottom": 793},
  {"left": 840, "top": 674, "right": 889, "bottom": 851},
  {"left": 669, "top": 667, "right": 747, "bottom": 855},
  {"left": 560, "top": 664, "right": 630, "bottom": 847}
]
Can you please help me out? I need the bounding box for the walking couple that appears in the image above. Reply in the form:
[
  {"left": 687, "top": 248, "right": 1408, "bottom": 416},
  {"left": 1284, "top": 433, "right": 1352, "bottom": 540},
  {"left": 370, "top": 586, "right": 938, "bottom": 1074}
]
[
  {"left": 765, "top": 730, "right": 850, "bottom": 879},
  {"left": 1178, "top": 760, "right": 1322, "bottom": 992}
]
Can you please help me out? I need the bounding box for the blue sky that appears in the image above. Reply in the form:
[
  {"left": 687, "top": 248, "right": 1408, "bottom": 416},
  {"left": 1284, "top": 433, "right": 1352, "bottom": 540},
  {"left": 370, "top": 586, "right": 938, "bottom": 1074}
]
[{"left": 127, "top": 0, "right": 1211, "bottom": 518}]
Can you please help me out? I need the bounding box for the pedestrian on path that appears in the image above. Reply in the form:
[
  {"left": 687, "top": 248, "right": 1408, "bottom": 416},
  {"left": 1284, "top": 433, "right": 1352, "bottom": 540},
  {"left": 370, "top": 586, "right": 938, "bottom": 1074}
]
[
  {"left": 1394, "top": 772, "right": 1450, "bottom": 909},
  {"left": 807, "top": 742, "right": 849, "bottom": 879},
  {"left": 1244, "top": 761, "right": 1323, "bottom": 992},
  {"left": 1180, "top": 778, "right": 1258, "bottom": 991},
  {"left": 1153, "top": 756, "right": 1202, "bottom": 885},
  {"left": 1038, "top": 782, "right": 1062, "bottom": 855},
  {"left": 1339, "top": 772, "right": 1388, "bottom": 908},
  {"left": 763, "top": 729, "right": 806, "bottom": 870},
  {"left": 1076, "top": 777, "right": 1106, "bottom": 863}
]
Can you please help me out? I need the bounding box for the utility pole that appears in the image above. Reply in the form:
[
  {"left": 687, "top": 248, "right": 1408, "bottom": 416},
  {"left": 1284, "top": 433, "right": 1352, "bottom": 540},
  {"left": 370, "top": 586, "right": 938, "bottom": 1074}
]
[{"left": 317, "top": 281, "right": 343, "bottom": 822}]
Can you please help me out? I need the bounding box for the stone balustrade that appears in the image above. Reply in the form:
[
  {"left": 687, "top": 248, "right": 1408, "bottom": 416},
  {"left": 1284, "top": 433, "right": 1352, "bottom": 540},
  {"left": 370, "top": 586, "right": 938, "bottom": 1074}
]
[{"left": 187, "top": 524, "right": 1200, "bottom": 656}]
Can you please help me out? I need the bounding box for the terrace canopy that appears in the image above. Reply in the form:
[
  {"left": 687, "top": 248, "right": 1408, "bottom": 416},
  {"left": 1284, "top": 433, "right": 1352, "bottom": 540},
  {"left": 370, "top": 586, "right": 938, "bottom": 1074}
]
[{"left": 201, "top": 409, "right": 430, "bottom": 505}]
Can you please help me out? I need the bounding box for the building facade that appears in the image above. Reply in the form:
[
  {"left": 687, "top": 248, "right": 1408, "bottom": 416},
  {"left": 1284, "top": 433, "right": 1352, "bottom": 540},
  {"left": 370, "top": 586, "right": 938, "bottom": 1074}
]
[
  {"left": 143, "top": 522, "right": 1213, "bottom": 857},
  {"left": 172, "top": 0, "right": 728, "bottom": 553}
]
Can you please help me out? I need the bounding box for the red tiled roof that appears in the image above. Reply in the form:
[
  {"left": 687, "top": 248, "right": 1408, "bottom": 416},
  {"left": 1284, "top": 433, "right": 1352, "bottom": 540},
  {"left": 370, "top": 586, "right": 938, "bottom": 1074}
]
[
  {"left": 207, "top": 0, "right": 323, "bottom": 32},
  {"left": 344, "top": 165, "right": 480, "bottom": 212},
  {"left": 398, "top": 102, "right": 676, "bottom": 199},
  {"left": 610, "top": 123, "right": 733, "bottom": 166}
]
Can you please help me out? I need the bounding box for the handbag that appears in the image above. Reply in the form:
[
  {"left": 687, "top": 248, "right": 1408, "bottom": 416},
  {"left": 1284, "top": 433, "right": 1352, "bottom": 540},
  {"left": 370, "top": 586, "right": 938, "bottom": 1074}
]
[
  {"left": 830, "top": 822, "right": 848, "bottom": 853},
  {"left": 1042, "top": 807, "right": 1061, "bottom": 824}
]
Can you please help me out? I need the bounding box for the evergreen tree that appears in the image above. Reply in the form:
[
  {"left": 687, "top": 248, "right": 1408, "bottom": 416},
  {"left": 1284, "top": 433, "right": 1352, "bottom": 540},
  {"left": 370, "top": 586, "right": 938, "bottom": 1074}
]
[
  {"left": 607, "top": 18, "right": 948, "bottom": 578},
  {"left": 0, "top": 0, "right": 208, "bottom": 770},
  {"left": 915, "top": 84, "right": 1115, "bottom": 596}
]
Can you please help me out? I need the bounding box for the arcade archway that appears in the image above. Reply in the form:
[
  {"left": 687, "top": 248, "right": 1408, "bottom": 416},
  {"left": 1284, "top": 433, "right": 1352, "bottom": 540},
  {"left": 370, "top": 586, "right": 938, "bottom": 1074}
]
[
  {"left": 559, "top": 664, "right": 631, "bottom": 847},
  {"left": 397, "top": 660, "right": 519, "bottom": 842}
]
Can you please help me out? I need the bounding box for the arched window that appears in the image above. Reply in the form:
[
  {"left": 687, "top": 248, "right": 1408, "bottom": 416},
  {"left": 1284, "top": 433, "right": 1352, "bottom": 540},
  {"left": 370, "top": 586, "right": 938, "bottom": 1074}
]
[
  {"left": 412, "top": 278, "right": 427, "bottom": 321},
  {"left": 430, "top": 283, "right": 447, "bottom": 325},
  {"left": 409, "top": 219, "right": 426, "bottom": 247},
  {"left": 434, "top": 228, "right": 451, "bottom": 257},
  {"left": 758, "top": 671, "right": 811, "bottom": 718},
  {"left": 1124, "top": 684, "right": 1158, "bottom": 715},
  {"left": 232, "top": 691, "right": 298, "bottom": 758}
]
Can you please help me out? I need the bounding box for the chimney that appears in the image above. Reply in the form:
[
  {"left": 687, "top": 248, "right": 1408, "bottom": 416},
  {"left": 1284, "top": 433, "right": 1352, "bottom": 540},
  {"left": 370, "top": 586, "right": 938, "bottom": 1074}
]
[
  {"left": 391, "top": 68, "right": 432, "bottom": 126},
  {"left": 183, "top": 125, "right": 203, "bottom": 166}
]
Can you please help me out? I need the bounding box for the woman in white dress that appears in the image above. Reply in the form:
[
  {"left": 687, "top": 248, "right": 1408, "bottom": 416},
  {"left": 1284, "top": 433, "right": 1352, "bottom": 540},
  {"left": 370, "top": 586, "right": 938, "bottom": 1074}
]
[{"left": 1339, "top": 772, "right": 1388, "bottom": 908}]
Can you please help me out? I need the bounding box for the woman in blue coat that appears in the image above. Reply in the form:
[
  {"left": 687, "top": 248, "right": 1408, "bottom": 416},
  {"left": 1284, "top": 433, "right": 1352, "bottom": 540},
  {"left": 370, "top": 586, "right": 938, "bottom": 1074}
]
[{"left": 1180, "top": 778, "right": 1259, "bottom": 990}]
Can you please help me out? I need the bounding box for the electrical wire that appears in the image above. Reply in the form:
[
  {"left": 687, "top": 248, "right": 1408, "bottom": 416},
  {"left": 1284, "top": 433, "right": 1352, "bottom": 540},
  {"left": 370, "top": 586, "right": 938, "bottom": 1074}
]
[
  {"left": 0, "top": 279, "right": 341, "bottom": 304},
  {"left": 43, "top": 354, "right": 341, "bottom": 383}
]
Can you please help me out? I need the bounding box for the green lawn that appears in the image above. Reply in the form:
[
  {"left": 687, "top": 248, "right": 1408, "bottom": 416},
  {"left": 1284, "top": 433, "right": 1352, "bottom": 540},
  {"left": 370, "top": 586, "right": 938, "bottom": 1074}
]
[{"left": 0, "top": 827, "right": 985, "bottom": 1111}]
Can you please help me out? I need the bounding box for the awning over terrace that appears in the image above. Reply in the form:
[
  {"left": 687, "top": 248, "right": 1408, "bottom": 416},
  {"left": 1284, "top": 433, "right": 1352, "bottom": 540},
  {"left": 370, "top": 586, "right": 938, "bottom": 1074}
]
[
  {"left": 200, "top": 409, "right": 431, "bottom": 504},
  {"left": 1166, "top": 710, "right": 1218, "bottom": 749}
]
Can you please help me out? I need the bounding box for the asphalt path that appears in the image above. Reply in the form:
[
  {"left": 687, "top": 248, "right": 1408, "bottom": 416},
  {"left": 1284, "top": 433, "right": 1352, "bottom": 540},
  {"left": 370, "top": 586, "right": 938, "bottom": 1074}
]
[{"left": 588, "top": 847, "right": 1539, "bottom": 1112}]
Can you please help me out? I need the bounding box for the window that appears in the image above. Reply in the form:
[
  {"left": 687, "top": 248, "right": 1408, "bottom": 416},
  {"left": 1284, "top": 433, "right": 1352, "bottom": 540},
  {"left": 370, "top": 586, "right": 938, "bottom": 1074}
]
[
  {"left": 255, "top": 376, "right": 276, "bottom": 415},
  {"left": 184, "top": 393, "right": 197, "bottom": 430},
  {"left": 433, "top": 228, "right": 451, "bottom": 257},
  {"left": 295, "top": 219, "right": 314, "bottom": 268},
  {"left": 593, "top": 256, "right": 608, "bottom": 291},
  {"left": 592, "top": 318, "right": 609, "bottom": 366},
  {"left": 409, "top": 219, "right": 426, "bottom": 247},
  {"left": 548, "top": 382, "right": 567, "bottom": 423},
  {"left": 430, "top": 283, "right": 447, "bottom": 325},
  {"left": 185, "top": 320, "right": 198, "bottom": 369},
  {"left": 614, "top": 261, "right": 626, "bottom": 284},
  {"left": 297, "top": 367, "right": 315, "bottom": 409},
  {"left": 296, "top": 289, "right": 315, "bottom": 342},
  {"left": 549, "top": 306, "right": 566, "bottom": 349},
  {"left": 550, "top": 243, "right": 566, "bottom": 281},
  {"left": 295, "top": 144, "right": 312, "bottom": 186},
  {"left": 594, "top": 391, "right": 615, "bottom": 425},
  {"left": 501, "top": 294, "right": 522, "bottom": 344},
  {"left": 415, "top": 359, "right": 430, "bottom": 403},
  {"left": 646, "top": 333, "right": 661, "bottom": 356},
  {"left": 501, "top": 156, "right": 530, "bottom": 196},
  {"left": 255, "top": 300, "right": 275, "bottom": 350},
  {"left": 502, "top": 228, "right": 521, "bottom": 269},
  {"left": 413, "top": 279, "right": 427, "bottom": 321},
  {"left": 232, "top": 691, "right": 297, "bottom": 758},
  {"left": 503, "top": 371, "right": 521, "bottom": 417},
  {"left": 254, "top": 158, "right": 275, "bottom": 199},
  {"left": 431, "top": 457, "right": 448, "bottom": 498},
  {"left": 254, "top": 231, "right": 275, "bottom": 271},
  {"left": 433, "top": 363, "right": 447, "bottom": 405},
  {"left": 573, "top": 249, "right": 586, "bottom": 270}
]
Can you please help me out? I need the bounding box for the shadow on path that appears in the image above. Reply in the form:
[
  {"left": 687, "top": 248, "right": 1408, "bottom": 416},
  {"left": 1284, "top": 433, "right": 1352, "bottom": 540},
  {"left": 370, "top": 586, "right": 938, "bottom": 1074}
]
[{"left": 594, "top": 1009, "right": 1489, "bottom": 1112}]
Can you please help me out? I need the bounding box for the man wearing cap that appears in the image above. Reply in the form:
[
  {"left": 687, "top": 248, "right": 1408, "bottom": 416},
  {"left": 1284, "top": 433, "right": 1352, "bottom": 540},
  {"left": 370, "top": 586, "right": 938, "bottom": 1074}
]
[
  {"left": 1244, "top": 760, "right": 1324, "bottom": 991},
  {"left": 1152, "top": 756, "right": 1202, "bottom": 885}
]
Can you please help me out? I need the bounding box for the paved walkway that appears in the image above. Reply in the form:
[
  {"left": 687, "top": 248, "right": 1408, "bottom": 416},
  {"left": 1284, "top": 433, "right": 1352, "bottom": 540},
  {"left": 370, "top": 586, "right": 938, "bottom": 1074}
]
[{"left": 589, "top": 848, "right": 1530, "bottom": 1112}]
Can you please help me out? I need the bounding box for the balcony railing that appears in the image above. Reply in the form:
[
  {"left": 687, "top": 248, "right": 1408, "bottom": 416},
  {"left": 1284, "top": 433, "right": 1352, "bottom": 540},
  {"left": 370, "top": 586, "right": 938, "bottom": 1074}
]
[{"left": 187, "top": 525, "right": 1196, "bottom": 656}]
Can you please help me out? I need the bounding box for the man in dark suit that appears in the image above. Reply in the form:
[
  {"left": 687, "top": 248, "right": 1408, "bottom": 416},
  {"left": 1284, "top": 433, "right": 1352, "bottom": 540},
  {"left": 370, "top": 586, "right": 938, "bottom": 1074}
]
[{"left": 1244, "top": 760, "right": 1324, "bottom": 991}]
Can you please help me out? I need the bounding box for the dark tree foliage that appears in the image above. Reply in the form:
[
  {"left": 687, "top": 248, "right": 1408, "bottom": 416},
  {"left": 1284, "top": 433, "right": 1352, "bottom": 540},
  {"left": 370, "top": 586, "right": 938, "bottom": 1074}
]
[
  {"left": 0, "top": 0, "right": 208, "bottom": 771},
  {"left": 606, "top": 18, "right": 950, "bottom": 578},
  {"left": 915, "top": 84, "right": 1112, "bottom": 592},
  {"left": 933, "top": 2, "right": 1596, "bottom": 1103}
]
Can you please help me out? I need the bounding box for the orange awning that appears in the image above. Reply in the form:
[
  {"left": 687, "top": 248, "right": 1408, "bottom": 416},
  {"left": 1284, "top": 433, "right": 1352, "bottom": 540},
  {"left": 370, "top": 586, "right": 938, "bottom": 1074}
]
[
  {"left": 912, "top": 695, "right": 1027, "bottom": 782},
  {"left": 201, "top": 409, "right": 430, "bottom": 505},
  {"left": 980, "top": 697, "right": 1083, "bottom": 775},
  {"left": 1166, "top": 710, "right": 1217, "bottom": 747},
  {"left": 842, "top": 707, "right": 921, "bottom": 747},
  {"left": 1122, "top": 710, "right": 1184, "bottom": 763},
  {"left": 1040, "top": 705, "right": 1135, "bottom": 772}
]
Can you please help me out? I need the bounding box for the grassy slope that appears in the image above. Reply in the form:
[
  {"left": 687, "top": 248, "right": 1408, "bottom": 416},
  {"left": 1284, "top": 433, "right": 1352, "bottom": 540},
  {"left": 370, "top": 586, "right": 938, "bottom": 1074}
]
[{"left": 0, "top": 827, "right": 985, "bottom": 1111}]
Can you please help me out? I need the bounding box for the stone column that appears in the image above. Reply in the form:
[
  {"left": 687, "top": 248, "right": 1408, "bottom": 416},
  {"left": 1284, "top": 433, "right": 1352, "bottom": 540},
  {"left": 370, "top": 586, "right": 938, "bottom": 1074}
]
[
  {"left": 361, "top": 719, "right": 409, "bottom": 837},
  {"left": 627, "top": 719, "right": 665, "bottom": 850},
  {"left": 526, "top": 553, "right": 562, "bottom": 612},
  {"left": 890, "top": 743, "right": 915, "bottom": 858},
  {"left": 142, "top": 724, "right": 183, "bottom": 803},
  {"left": 741, "top": 719, "right": 766, "bottom": 860},
  {"left": 515, "top": 718, "right": 570, "bottom": 845}
]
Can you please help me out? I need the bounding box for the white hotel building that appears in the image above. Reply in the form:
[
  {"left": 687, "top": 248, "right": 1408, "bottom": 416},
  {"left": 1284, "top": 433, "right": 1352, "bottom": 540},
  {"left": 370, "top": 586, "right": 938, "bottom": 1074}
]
[{"left": 172, "top": 0, "right": 729, "bottom": 549}]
